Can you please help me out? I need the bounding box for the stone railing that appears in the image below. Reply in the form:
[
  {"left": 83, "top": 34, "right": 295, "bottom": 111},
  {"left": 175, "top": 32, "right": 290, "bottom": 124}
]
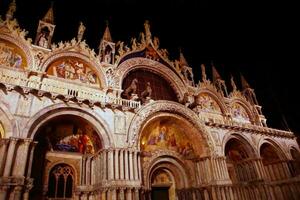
[
  {"left": 204, "top": 119, "right": 295, "bottom": 139},
  {"left": 0, "top": 67, "right": 140, "bottom": 110}
]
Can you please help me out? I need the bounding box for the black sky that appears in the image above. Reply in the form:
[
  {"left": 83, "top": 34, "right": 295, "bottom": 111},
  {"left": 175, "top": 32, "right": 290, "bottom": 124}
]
[{"left": 1, "top": 0, "right": 299, "bottom": 136}]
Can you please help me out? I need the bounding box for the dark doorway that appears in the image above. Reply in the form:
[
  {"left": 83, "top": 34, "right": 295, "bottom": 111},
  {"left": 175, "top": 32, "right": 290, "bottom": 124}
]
[{"left": 151, "top": 187, "right": 169, "bottom": 200}]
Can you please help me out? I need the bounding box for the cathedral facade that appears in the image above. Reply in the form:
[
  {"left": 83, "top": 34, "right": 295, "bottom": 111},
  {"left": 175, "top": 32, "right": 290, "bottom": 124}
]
[{"left": 0, "top": 2, "right": 300, "bottom": 200}]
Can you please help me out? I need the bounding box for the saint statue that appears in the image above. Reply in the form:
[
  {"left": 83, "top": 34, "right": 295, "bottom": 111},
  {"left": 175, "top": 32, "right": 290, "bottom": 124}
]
[{"left": 77, "top": 21, "right": 86, "bottom": 42}]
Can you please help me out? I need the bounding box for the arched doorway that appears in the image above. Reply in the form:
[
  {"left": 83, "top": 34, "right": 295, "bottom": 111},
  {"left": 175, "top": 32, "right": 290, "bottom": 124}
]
[
  {"left": 260, "top": 142, "right": 290, "bottom": 181},
  {"left": 140, "top": 114, "right": 209, "bottom": 200},
  {"left": 290, "top": 148, "right": 300, "bottom": 176},
  {"left": 29, "top": 114, "right": 103, "bottom": 199},
  {"left": 48, "top": 163, "right": 74, "bottom": 199},
  {"left": 224, "top": 136, "right": 256, "bottom": 183}
]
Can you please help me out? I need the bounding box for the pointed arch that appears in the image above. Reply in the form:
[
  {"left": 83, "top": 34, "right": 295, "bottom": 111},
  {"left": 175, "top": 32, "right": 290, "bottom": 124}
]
[{"left": 0, "top": 99, "right": 18, "bottom": 138}]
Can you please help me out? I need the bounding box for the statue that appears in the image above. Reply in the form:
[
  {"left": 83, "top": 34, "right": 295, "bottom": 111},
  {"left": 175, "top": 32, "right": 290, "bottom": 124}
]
[
  {"left": 201, "top": 64, "right": 207, "bottom": 81},
  {"left": 141, "top": 82, "right": 152, "bottom": 102},
  {"left": 6, "top": 0, "right": 16, "bottom": 21},
  {"left": 144, "top": 20, "right": 152, "bottom": 43},
  {"left": 124, "top": 78, "right": 138, "bottom": 99},
  {"left": 77, "top": 21, "right": 86, "bottom": 42},
  {"left": 117, "top": 41, "right": 125, "bottom": 56},
  {"left": 131, "top": 38, "right": 137, "bottom": 50},
  {"left": 153, "top": 37, "right": 160, "bottom": 49}
]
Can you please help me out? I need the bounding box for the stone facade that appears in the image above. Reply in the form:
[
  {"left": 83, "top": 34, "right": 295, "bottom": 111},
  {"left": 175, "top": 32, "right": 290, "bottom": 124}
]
[{"left": 0, "top": 3, "right": 300, "bottom": 200}]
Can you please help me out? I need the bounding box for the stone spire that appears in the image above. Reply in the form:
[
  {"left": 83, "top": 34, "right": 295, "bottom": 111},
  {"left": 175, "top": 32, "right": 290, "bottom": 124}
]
[
  {"left": 212, "top": 64, "right": 222, "bottom": 83},
  {"left": 230, "top": 75, "right": 237, "bottom": 91},
  {"left": 241, "top": 74, "right": 250, "bottom": 89},
  {"left": 102, "top": 22, "right": 113, "bottom": 42},
  {"left": 211, "top": 63, "right": 228, "bottom": 96},
  {"left": 99, "top": 21, "right": 115, "bottom": 65},
  {"left": 42, "top": 2, "right": 54, "bottom": 24},
  {"left": 179, "top": 50, "right": 189, "bottom": 67},
  {"left": 6, "top": 0, "right": 16, "bottom": 21},
  {"left": 34, "top": 3, "right": 56, "bottom": 49}
]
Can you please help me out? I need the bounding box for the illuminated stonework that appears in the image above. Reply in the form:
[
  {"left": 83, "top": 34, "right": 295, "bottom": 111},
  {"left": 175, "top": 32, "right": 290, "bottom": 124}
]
[{"left": 0, "top": 4, "right": 300, "bottom": 200}]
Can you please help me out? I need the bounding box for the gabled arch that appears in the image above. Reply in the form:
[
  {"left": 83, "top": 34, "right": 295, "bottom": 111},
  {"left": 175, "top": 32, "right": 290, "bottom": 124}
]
[
  {"left": 229, "top": 98, "right": 256, "bottom": 124},
  {"left": 41, "top": 52, "right": 107, "bottom": 88},
  {"left": 23, "top": 102, "right": 113, "bottom": 148},
  {"left": 0, "top": 33, "right": 34, "bottom": 69},
  {"left": 116, "top": 58, "right": 187, "bottom": 101},
  {"left": 196, "top": 89, "right": 228, "bottom": 114}
]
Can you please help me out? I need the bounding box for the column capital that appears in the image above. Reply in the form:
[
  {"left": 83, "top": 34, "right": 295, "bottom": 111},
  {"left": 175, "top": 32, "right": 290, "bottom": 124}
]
[{"left": 0, "top": 138, "right": 10, "bottom": 146}]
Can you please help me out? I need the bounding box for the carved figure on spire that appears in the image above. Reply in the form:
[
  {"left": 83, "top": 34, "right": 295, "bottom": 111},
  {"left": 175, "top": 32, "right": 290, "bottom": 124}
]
[
  {"left": 144, "top": 20, "right": 152, "bottom": 43},
  {"left": 201, "top": 64, "right": 207, "bottom": 81},
  {"left": 77, "top": 21, "right": 86, "bottom": 42},
  {"left": 6, "top": 0, "right": 16, "bottom": 21}
]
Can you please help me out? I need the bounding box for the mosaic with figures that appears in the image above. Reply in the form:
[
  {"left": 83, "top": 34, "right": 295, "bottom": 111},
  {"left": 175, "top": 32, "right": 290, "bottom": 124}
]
[
  {"left": 0, "top": 39, "right": 27, "bottom": 69},
  {"left": 141, "top": 119, "right": 197, "bottom": 159},
  {"left": 47, "top": 57, "right": 100, "bottom": 85}
]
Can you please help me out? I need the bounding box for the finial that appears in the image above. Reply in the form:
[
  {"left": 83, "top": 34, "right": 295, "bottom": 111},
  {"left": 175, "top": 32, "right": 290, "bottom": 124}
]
[
  {"left": 42, "top": 2, "right": 54, "bottom": 24},
  {"left": 201, "top": 64, "right": 207, "bottom": 81},
  {"left": 144, "top": 20, "right": 152, "bottom": 43},
  {"left": 6, "top": 0, "right": 16, "bottom": 21},
  {"left": 77, "top": 21, "right": 86, "bottom": 42},
  {"left": 230, "top": 75, "right": 237, "bottom": 91}
]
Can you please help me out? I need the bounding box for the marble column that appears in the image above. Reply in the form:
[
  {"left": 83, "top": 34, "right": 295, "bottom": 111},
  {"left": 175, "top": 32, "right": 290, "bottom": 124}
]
[
  {"left": 20, "top": 139, "right": 31, "bottom": 176},
  {"left": 103, "top": 151, "right": 107, "bottom": 180},
  {"left": 134, "top": 151, "right": 138, "bottom": 180},
  {"left": 126, "top": 188, "right": 132, "bottom": 200},
  {"left": 111, "top": 189, "right": 117, "bottom": 200},
  {"left": 119, "top": 188, "right": 125, "bottom": 200},
  {"left": 125, "top": 150, "right": 129, "bottom": 180},
  {"left": 135, "top": 188, "right": 139, "bottom": 200},
  {"left": 26, "top": 142, "right": 37, "bottom": 178},
  {"left": 120, "top": 150, "right": 124, "bottom": 180},
  {"left": 3, "top": 138, "right": 18, "bottom": 176},
  {"left": 138, "top": 152, "right": 141, "bottom": 181},
  {"left": 0, "top": 186, "right": 9, "bottom": 200},
  {"left": 82, "top": 157, "right": 86, "bottom": 185},
  {"left": 13, "top": 186, "right": 22, "bottom": 200},
  {"left": 0, "top": 139, "right": 9, "bottom": 175},
  {"left": 115, "top": 149, "right": 119, "bottom": 180},
  {"left": 129, "top": 150, "right": 134, "bottom": 180},
  {"left": 108, "top": 150, "right": 114, "bottom": 180}
]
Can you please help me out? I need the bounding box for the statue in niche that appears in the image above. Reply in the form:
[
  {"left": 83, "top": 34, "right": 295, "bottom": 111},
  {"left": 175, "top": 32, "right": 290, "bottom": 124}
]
[
  {"left": 37, "top": 31, "right": 49, "bottom": 48},
  {"left": 124, "top": 78, "right": 138, "bottom": 99},
  {"left": 106, "top": 68, "right": 115, "bottom": 87},
  {"left": 141, "top": 82, "right": 152, "bottom": 102},
  {"left": 103, "top": 45, "right": 112, "bottom": 63}
]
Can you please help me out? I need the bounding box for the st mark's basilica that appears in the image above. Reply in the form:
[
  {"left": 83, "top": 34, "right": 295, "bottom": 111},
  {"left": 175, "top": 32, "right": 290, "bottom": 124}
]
[{"left": 0, "top": 1, "right": 300, "bottom": 200}]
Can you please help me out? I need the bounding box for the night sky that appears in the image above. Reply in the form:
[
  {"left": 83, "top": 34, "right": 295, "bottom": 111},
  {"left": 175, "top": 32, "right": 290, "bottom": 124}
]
[{"left": 1, "top": 0, "right": 299, "bottom": 137}]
